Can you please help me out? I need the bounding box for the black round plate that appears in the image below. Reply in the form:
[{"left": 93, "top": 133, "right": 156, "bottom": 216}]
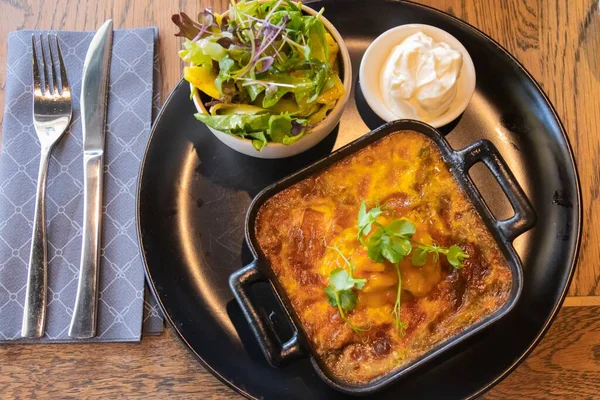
[{"left": 138, "top": 1, "right": 581, "bottom": 398}]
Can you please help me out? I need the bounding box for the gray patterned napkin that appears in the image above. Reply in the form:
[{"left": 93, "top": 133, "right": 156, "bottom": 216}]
[{"left": 0, "top": 28, "right": 163, "bottom": 342}]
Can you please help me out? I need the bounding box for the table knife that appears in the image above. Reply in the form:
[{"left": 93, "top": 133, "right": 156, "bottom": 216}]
[{"left": 69, "top": 20, "right": 113, "bottom": 339}]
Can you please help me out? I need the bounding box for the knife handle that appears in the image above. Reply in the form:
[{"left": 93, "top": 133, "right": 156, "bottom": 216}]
[{"left": 69, "top": 152, "right": 104, "bottom": 338}]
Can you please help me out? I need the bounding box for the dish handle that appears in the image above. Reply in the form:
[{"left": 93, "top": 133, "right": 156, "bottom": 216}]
[
  {"left": 455, "top": 139, "right": 536, "bottom": 242},
  {"left": 229, "top": 260, "right": 304, "bottom": 367}
]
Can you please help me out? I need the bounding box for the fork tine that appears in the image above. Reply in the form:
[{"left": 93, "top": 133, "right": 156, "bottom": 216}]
[
  {"left": 31, "top": 35, "right": 42, "bottom": 95},
  {"left": 39, "top": 34, "right": 53, "bottom": 95},
  {"left": 46, "top": 34, "right": 59, "bottom": 95},
  {"left": 53, "top": 35, "right": 69, "bottom": 94}
]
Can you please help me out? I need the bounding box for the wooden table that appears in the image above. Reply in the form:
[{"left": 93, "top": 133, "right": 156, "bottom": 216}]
[{"left": 1, "top": 0, "right": 599, "bottom": 398}]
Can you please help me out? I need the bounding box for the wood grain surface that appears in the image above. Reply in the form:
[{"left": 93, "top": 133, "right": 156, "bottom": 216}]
[
  {"left": 0, "top": 0, "right": 597, "bottom": 295},
  {"left": 0, "top": 306, "right": 598, "bottom": 398},
  {"left": 0, "top": 0, "right": 599, "bottom": 398}
]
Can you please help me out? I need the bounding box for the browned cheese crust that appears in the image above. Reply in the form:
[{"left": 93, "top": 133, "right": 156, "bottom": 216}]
[{"left": 255, "top": 130, "right": 511, "bottom": 384}]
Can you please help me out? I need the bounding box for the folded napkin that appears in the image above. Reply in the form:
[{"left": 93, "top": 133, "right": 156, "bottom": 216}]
[{"left": 0, "top": 28, "right": 163, "bottom": 342}]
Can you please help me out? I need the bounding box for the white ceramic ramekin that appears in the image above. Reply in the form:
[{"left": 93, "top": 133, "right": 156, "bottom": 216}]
[{"left": 359, "top": 24, "right": 476, "bottom": 128}]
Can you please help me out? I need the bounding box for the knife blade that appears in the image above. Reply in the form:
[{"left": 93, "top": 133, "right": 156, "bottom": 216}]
[{"left": 69, "top": 20, "right": 113, "bottom": 339}]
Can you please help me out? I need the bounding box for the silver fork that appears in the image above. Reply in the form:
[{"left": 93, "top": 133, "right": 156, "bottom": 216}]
[{"left": 21, "top": 34, "right": 72, "bottom": 338}]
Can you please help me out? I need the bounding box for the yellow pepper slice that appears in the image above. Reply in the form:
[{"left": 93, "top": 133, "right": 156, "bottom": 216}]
[
  {"left": 315, "top": 73, "right": 344, "bottom": 105},
  {"left": 325, "top": 32, "right": 339, "bottom": 68},
  {"left": 214, "top": 12, "right": 223, "bottom": 27},
  {"left": 209, "top": 103, "right": 266, "bottom": 116},
  {"left": 183, "top": 65, "right": 220, "bottom": 99}
]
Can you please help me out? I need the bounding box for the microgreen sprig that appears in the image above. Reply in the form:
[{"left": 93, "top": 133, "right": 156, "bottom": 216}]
[
  {"left": 357, "top": 201, "right": 382, "bottom": 245},
  {"left": 324, "top": 201, "right": 470, "bottom": 336},
  {"left": 327, "top": 246, "right": 366, "bottom": 287},
  {"left": 356, "top": 201, "right": 470, "bottom": 332},
  {"left": 366, "top": 218, "right": 416, "bottom": 265},
  {"left": 324, "top": 246, "right": 367, "bottom": 333},
  {"left": 411, "top": 244, "right": 469, "bottom": 269},
  {"left": 392, "top": 263, "right": 407, "bottom": 333}
]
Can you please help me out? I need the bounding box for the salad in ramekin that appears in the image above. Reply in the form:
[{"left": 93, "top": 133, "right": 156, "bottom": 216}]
[{"left": 172, "top": 0, "right": 351, "bottom": 157}]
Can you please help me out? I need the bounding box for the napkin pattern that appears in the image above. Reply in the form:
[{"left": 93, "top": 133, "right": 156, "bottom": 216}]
[
  {"left": 142, "top": 46, "right": 164, "bottom": 335},
  {"left": 0, "top": 28, "right": 161, "bottom": 341}
]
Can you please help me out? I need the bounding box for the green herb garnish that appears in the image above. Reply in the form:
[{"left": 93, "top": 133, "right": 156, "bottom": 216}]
[
  {"left": 324, "top": 246, "right": 367, "bottom": 333},
  {"left": 411, "top": 243, "right": 469, "bottom": 269},
  {"left": 365, "top": 218, "right": 416, "bottom": 264},
  {"left": 392, "top": 263, "right": 407, "bottom": 333},
  {"left": 324, "top": 201, "right": 470, "bottom": 335},
  {"left": 357, "top": 201, "right": 382, "bottom": 244},
  {"left": 327, "top": 246, "right": 366, "bottom": 287},
  {"left": 356, "top": 201, "right": 469, "bottom": 331}
]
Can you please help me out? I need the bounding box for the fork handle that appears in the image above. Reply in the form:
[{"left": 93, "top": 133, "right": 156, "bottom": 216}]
[
  {"left": 22, "top": 148, "right": 52, "bottom": 338},
  {"left": 69, "top": 152, "right": 104, "bottom": 338}
]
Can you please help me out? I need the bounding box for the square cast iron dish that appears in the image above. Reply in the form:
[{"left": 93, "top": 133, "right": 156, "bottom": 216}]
[{"left": 229, "top": 120, "right": 536, "bottom": 395}]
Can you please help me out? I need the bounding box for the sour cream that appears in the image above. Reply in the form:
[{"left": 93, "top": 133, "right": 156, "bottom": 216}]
[{"left": 380, "top": 31, "right": 463, "bottom": 121}]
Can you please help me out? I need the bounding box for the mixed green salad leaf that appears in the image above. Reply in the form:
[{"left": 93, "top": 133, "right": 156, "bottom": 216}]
[{"left": 173, "top": 0, "right": 345, "bottom": 150}]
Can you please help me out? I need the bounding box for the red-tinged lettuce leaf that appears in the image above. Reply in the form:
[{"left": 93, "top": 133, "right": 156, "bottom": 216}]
[
  {"left": 290, "top": 119, "right": 305, "bottom": 136},
  {"left": 172, "top": 13, "right": 201, "bottom": 39},
  {"left": 217, "top": 37, "right": 233, "bottom": 49},
  {"left": 256, "top": 56, "right": 274, "bottom": 73}
]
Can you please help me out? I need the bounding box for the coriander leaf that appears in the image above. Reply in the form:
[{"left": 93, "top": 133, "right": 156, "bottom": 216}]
[
  {"left": 338, "top": 289, "right": 357, "bottom": 313},
  {"left": 353, "top": 277, "right": 366, "bottom": 290},
  {"left": 324, "top": 261, "right": 367, "bottom": 335},
  {"left": 328, "top": 268, "right": 354, "bottom": 291},
  {"left": 411, "top": 247, "right": 429, "bottom": 266},
  {"left": 386, "top": 219, "right": 417, "bottom": 237},
  {"left": 388, "top": 236, "right": 412, "bottom": 260},
  {"left": 380, "top": 235, "right": 411, "bottom": 264},
  {"left": 381, "top": 246, "right": 400, "bottom": 264},
  {"left": 447, "top": 245, "right": 469, "bottom": 269},
  {"left": 328, "top": 266, "right": 366, "bottom": 292},
  {"left": 410, "top": 242, "right": 469, "bottom": 269},
  {"left": 367, "top": 230, "right": 385, "bottom": 263},
  {"left": 324, "top": 284, "right": 337, "bottom": 307},
  {"left": 370, "top": 227, "right": 412, "bottom": 265},
  {"left": 363, "top": 213, "right": 415, "bottom": 264},
  {"left": 327, "top": 246, "right": 367, "bottom": 289},
  {"left": 357, "top": 201, "right": 382, "bottom": 238},
  {"left": 358, "top": 201, "right": 367, "bottom": 226}
]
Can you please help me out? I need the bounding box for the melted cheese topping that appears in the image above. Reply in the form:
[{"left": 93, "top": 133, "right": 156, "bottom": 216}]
[{"left": 255, "top": 130, "right": 511, "bottom": 384}]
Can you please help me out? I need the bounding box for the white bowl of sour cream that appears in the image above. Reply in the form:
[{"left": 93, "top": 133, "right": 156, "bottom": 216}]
[{"left": 359, "top": 24, "right": 476, "bottom": 128}]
